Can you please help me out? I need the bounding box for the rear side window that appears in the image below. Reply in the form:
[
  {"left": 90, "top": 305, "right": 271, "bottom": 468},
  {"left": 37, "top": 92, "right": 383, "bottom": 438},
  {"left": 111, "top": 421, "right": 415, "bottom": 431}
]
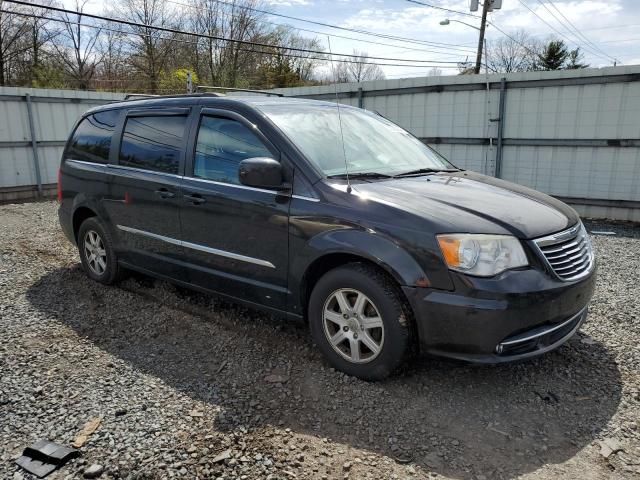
[
  {"left": 194, "top": 116, "right": 272, "bottom": 184},
  {"left": 119, "top": 115, "right": 187, "bottom": 175},
  {"left": 67, "top": 110, "right": 119, "bottom": 164}
]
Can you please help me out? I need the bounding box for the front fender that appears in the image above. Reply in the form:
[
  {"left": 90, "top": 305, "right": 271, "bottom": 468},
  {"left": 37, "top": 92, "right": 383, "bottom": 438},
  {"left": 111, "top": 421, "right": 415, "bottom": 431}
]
[
  {"left": 306, "top": 229, "right": 429, "bottom": 286},
  {"left": 288, "top": 225, "right": 454, "bottom": 316}
]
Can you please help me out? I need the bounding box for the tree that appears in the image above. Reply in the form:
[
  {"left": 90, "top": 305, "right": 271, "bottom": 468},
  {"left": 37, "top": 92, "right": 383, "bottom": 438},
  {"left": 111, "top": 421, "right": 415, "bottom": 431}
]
[
  {"left": 329, "top": 50, "right": 385, "bottom": 83},
  {"left": 537, "top": 39, "right": 568, "bottom": 70},
  {"left": 565, "top": 47, "right": 589, "bottom": 69},
  {"left": 95, "top": 27, "right": 128, "bottom": 91},
  {"left": 53, "top": 0, "right": 103, "bottom": 89},
  {"left": 159, "top": 67, "right": 198, "bottom": 93},
  {"left": 0, "top": 0, "right": 31, "bottom": 85},
  {"left": 427, "top": 67, "right": 442, "bottom": 77},
  {"left": 255, "top": 26, "right": 324, "bottom": 88},
  {"left": 486, "top": 30, "right": 540, "bottom": 73},
  {"left": 25, "top": 0, "right": 61, "bottom": 86},
  {"left": 217, "top": 0, "right": 271, "bottom": 87},
  {"left": 345, "top": 50, "right": 385, "bottom": 82},
  {"left": 112, "top": 0, "right": 179, "bottom": 93},
  {"left": 190, "top": 0, "right": 223, "bottom": 86}
]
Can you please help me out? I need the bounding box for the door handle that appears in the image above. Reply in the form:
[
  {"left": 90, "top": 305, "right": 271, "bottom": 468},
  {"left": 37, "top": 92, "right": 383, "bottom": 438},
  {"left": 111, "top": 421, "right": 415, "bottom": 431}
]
[
  {"left": 155, "top": 188, "right": 175, "bottom": 199},
  {"left": 184, "top": 193, "right": 206, "bottom": 205}
]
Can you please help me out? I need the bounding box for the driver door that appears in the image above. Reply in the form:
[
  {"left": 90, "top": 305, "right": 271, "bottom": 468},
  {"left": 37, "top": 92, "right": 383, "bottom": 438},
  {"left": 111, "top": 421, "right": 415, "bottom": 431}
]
[{"left": 179, "top": 108, "right": 291, "bottom": 311}]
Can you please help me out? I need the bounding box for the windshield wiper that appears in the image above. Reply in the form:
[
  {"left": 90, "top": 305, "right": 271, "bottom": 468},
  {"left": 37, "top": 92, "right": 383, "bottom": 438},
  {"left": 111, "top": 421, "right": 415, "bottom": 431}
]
[
  {"left": 327, "top": 172, "right": 393, "bottom": 180},
  {"left": 393, "top": 168, "right": 462, "bottom": 178}
]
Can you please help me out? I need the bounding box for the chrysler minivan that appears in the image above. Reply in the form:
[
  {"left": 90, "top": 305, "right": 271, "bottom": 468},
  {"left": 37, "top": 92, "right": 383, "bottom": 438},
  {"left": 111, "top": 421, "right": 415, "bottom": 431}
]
[{"left": 58, "top": 94, "right": 596, "bottom": 380}]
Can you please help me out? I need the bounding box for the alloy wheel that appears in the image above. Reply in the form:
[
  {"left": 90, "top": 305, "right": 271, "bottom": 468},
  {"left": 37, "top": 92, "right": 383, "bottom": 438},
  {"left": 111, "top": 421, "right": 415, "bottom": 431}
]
[
  {"left": 322, "top": 288, "right": 385, "bottom": 364},
  {"left": 84, "top": 230, "right": 107, "bottom": 276}
]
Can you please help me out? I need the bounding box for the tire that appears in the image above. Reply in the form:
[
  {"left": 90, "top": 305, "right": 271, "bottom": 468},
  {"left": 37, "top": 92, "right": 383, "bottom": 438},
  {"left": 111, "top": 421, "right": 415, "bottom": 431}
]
[
  {"left": 308, "top": 263, "right": 413, "bottom": 381},
  {"left": 77, "top": 217, "right": 123, "bottom": 285}
]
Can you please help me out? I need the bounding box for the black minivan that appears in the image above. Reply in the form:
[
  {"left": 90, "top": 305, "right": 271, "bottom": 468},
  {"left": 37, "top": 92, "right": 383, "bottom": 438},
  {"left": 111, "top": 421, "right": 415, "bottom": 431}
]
[{"left": 58, "top": 93, "right": 596, "bottom": 380}]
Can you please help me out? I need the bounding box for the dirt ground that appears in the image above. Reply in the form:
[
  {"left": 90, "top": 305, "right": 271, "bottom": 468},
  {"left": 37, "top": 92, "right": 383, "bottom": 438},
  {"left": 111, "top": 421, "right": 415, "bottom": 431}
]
[{"left": 1, "top": 201, "right": 639, "bottom": 479}]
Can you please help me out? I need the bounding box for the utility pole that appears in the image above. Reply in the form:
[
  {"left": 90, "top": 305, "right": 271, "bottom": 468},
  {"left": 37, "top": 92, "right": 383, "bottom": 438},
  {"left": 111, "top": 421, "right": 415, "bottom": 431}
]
[{"left": 474, "top": 0, "right": 491, "bottom": 74}]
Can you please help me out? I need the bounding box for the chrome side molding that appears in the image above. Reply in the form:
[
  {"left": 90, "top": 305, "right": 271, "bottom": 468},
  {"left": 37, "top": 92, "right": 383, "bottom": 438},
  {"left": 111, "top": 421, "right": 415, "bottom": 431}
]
[{"left": 116, "top": 225, "right": 276, "bottom": 269}]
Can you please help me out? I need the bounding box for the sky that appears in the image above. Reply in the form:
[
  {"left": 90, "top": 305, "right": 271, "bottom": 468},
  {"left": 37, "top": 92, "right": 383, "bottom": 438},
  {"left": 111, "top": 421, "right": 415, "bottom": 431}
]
[{"left": 65, "top": 0, "right": 640, "bottom": 79}]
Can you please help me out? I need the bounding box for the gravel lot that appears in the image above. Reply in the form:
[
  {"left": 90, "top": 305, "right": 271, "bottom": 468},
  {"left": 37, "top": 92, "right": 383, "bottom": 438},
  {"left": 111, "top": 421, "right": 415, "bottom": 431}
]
[{"left": 1, "top": 201, "right": 639, "bottom": 480}]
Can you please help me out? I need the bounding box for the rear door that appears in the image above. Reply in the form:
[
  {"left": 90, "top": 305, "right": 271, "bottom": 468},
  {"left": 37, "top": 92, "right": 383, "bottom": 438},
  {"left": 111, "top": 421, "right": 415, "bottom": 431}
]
[
  {"left": 179, "top": 107, "right": 291, "bottom": 310},
  {"left": 104, "top": 107, "right": 190, "bottom": 281}
]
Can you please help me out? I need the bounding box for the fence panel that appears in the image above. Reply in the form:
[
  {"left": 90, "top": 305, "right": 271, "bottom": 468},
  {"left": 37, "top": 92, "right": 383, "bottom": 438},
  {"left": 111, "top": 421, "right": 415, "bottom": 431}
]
[
  {"left": 0, "top": 87, "right": 124, "bottom": 200},
  {"left": 275, "top": 66, "right": 640, "bottom": 221},
  {"left": 2, "top": 69, "right": 640, "bottom": 220}
]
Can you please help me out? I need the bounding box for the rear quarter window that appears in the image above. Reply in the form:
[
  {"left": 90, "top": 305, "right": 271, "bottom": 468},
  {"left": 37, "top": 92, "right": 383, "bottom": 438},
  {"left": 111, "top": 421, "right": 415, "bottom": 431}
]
[{"left": 67, "top": 110, "right": 120, "bottom": 164}]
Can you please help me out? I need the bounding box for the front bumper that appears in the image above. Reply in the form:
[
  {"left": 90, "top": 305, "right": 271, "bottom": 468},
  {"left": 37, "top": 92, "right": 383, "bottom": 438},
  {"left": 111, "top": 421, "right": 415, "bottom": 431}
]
[{"left": 402, "top": 266, "right": 596, "bottom": 363}]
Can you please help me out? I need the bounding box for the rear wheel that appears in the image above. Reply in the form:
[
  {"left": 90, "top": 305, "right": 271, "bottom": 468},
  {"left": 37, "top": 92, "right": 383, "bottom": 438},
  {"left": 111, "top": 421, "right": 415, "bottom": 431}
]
[
  {"left": 309, "top": 263, "right": 412, "bottom": 380},
  {"left": 77, "top": 217, "right": 123, "bottom": 284}
]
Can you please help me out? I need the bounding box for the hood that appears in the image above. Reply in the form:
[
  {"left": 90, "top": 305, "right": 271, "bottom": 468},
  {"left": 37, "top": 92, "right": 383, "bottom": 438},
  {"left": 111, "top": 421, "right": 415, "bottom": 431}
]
[{"left": 350, "top": 171, "right": 579, "bottom": 239}]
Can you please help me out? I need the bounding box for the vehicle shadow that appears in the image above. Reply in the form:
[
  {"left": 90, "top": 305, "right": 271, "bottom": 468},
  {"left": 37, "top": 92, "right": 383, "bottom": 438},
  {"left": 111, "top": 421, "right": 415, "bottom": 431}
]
[{"left": 26, "top": 266, "right": 622, "bottom": 479}]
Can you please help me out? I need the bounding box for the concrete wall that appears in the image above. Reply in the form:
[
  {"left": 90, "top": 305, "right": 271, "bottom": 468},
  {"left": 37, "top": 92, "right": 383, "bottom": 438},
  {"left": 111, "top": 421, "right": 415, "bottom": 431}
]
[{"left": 274, "top": 66, "right": 640, "bottom": 221}]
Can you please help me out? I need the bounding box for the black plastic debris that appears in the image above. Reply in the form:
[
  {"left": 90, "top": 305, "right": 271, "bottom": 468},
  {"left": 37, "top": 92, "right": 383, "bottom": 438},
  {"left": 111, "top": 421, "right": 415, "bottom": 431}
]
[{"left": 15, "top": 440, "right": 79, "bottom": 478}]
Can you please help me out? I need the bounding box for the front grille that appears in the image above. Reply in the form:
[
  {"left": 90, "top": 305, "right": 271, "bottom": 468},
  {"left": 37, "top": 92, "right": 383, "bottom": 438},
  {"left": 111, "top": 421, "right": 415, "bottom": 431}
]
[{"left": 533, "top": 223, "right": 594, "bottom": 281}]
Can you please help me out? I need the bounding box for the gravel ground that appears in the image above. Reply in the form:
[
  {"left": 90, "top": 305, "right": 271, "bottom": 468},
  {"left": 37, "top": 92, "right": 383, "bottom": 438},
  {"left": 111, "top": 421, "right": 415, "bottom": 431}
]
[{"left": 1, "top": 201, "right": 639, "bottom": 480}]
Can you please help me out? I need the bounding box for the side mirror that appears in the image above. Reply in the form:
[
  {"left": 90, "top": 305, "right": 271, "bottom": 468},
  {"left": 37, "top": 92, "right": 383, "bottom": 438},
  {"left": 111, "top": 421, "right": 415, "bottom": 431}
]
[{"left": 238, "top": 157, "right": 287, "bottom": 190}]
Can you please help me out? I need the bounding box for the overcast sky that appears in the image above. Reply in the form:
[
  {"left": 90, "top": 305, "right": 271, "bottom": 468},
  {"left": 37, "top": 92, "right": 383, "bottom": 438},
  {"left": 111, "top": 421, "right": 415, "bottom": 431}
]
[{"left": 69, "top": 0, "right": 640, "bottom": 78}]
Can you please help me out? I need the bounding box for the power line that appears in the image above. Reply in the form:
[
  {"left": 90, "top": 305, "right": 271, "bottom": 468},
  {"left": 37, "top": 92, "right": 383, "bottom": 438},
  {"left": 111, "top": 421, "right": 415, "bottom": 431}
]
[
  {"left": 542, "top": 0, "right": 617, "bottom": 63},
  {"left": 486, "top": 21, "right": 541, "bottom": 58},
  {"left": 597, "top": 37, "right": 640, "bottom": 44},
  {"left": 404, "top": 0, "right": 481, "bottom": 19},
  {"left": 166, "top": 0, "right": 477, "bottom": 55},
  {"left": 4, "top": 0, "right": 469, "bottom": 66},
  {"left": 1, "top": 8, "right": 463, "bottom": 70},
  {"left": 188, "top": 0, "right": 478, "bottom": 50},
  {"left": 517, "top": 0, "right": 611, "bottom": 63},
  {"left": 404, "top": 0, "right": 488, "bottom": 74}
]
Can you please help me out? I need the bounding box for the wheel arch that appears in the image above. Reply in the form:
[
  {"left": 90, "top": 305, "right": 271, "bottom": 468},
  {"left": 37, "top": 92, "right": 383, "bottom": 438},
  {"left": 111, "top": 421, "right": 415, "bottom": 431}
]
[
  {"left": 295, "top": 230, "right": 430, "bottom": 321},
  {"left": 72, "top": 206, "right": 98, "bottom": 242}
]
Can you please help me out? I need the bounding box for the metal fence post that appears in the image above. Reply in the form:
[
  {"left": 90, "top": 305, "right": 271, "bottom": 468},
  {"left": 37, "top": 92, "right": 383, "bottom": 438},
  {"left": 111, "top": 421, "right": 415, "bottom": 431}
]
[
  {"left": 357, "top": 87, "right": 364, "bottom": 108},
  {"left": 495, "top": 77, "right": 507, "bottom": 179},
  {"left": 25, "top": 93, "right": 43, "bottom": 197}
]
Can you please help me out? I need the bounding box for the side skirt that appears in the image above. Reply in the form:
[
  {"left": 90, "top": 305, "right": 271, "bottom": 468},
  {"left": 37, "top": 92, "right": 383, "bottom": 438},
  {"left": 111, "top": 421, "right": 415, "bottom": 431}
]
[{"left": 118, "top": 260, "right": 304, "bottom": 323}]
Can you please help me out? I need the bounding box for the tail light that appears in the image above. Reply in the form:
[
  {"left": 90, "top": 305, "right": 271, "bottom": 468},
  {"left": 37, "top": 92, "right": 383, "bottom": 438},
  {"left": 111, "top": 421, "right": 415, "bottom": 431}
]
[{"left": 57, "top": 168, "right": 63, "bottom": 203}]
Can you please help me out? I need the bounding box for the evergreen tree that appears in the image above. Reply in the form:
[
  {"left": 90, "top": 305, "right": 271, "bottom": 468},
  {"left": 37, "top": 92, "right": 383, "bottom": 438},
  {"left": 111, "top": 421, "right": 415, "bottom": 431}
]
[
  {"left": 565, "top": 47, "right": 589, "bottom": 69},
  {"left": 537, "top": 40, "right": 569, "bottom": 70}
]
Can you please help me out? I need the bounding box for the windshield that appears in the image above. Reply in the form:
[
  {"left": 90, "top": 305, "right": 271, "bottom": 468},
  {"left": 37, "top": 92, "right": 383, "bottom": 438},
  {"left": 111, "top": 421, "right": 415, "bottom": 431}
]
[{"left": 258, "top": 103, "right": 455, "bottom": 177}]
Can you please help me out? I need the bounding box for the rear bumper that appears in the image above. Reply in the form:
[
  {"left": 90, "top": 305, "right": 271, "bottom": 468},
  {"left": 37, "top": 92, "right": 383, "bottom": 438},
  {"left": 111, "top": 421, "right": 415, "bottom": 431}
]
[
  {"left": 58, "top": 204, "right": 75, "bottom": 246},
  {"left": 402, "top": 267, "right": 596, "bottom": 363}
]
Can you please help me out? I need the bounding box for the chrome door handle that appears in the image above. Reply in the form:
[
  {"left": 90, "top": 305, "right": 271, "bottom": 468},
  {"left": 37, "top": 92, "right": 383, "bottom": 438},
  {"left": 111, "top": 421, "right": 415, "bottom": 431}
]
[
  {"left": 155, "top": 189, "right": 175, "bottom": 199},
  {"left": 184, "top": 193, "right": 206, "bottom": 205}
]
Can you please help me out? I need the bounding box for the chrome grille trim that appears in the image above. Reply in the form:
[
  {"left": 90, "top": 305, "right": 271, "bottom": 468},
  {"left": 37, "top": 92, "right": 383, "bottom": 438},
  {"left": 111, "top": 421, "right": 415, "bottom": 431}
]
[
  {"left": 497, "top": 307, "right": 587, "bottom": 349},
  {"left": 533, "top": 223, "right": 594, "bottom": 282}
]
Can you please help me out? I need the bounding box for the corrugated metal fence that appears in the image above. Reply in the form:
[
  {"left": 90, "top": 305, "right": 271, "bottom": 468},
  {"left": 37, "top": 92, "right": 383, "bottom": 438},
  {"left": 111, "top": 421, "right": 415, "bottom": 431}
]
[
  {"left": 1, "top": 68, "right": 639, "bottom": 221},
  {"left": 0, "top": 86, "right": 124, "bottom": 201},
  {"left": 275, "top": 66, "right": 640, "bottom": 221}
]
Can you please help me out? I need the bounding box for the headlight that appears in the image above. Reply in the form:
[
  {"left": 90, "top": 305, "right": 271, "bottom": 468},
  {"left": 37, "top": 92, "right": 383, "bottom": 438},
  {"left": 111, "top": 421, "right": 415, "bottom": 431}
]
[{"left": 437, "top": 234, "right": 528, "bottom": 277}]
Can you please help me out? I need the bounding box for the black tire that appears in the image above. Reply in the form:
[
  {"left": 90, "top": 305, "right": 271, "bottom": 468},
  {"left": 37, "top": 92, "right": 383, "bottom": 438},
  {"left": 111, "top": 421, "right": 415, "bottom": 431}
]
[
  {"left": 308, "top": 263, "right": 413, "bottom": 381},
  {"left": 77, "top": 217, "right": 123, "bottom": 285}
]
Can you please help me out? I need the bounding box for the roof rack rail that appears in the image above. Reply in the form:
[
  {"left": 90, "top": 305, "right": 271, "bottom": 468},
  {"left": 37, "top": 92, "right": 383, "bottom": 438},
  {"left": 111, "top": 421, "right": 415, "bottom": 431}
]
[
  {"left": 123, "top": 93, "right": 226, "bottom": 101},
  {"left": 195, "top": 85, "right": 283, "bottom": 97},
  {"left": 124, "top": 94, "right": 160, "bottom": 100}
]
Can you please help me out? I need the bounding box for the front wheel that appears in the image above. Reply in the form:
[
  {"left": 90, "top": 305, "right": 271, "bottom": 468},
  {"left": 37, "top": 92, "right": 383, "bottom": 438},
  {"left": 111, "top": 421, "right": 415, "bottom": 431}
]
[{"left": 308, "top": 263, "right": 413, "bottom": 380}]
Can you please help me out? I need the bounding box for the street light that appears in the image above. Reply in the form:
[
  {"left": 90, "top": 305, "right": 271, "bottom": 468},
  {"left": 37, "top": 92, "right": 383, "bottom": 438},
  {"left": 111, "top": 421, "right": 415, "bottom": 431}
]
[
  {"left": 440, "top": 18, "right": 486, "bottom": 74},
  {"left": 439, "top": 18, "right": 480, "bottom": 31}
]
